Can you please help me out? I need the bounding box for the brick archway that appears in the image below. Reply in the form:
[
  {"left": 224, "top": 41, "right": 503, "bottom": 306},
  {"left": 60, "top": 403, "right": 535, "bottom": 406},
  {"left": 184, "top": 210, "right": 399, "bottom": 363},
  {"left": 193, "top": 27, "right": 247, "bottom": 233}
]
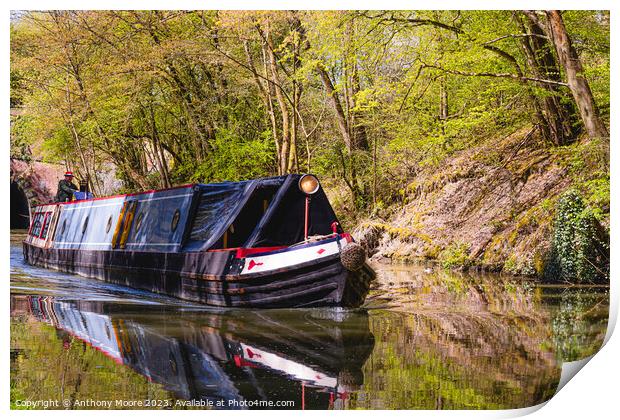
[
  {"left": 11, "top": 180, "right": 31, "bottom": 229},
  {"left": 10, "top": 159, "right": 65, "bottom": 228}
]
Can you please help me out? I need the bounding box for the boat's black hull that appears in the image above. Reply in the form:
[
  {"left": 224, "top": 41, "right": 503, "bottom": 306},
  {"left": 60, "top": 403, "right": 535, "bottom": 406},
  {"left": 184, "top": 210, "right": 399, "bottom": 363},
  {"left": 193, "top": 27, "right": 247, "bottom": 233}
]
[{"left": 22, "top": 242, "right": 373, "bottom": 308}]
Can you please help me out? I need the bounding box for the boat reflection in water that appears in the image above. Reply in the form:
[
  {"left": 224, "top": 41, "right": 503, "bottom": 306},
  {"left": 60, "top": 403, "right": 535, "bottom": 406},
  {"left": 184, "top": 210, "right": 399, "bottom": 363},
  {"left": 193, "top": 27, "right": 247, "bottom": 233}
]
[{"left": 13, "top": 295, "right": 375, "bottom": 409}]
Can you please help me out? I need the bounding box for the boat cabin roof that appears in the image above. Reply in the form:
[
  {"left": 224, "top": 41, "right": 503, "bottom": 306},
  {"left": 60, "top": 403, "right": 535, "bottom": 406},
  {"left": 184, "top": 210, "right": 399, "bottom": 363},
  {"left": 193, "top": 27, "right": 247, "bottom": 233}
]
[{"left": 30, "top": 175, "right": 340, "bottom": 253}]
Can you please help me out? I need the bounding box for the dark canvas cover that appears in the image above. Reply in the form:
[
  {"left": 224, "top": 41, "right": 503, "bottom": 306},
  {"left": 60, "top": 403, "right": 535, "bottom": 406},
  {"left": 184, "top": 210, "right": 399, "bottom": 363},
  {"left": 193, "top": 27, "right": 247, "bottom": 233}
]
[
  {"left": 189, "top": 181, "right": 255, "bottom": 243},
  {"left": 185, "top": 175, "right": 340, "bottom": 251}
]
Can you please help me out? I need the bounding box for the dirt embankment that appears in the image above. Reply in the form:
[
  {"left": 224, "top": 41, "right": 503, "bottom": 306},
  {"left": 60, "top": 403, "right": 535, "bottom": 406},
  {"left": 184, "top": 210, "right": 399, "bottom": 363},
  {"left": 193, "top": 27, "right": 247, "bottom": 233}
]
[{"left": 353, "top": 127, "right": 591, "bottom": 276}]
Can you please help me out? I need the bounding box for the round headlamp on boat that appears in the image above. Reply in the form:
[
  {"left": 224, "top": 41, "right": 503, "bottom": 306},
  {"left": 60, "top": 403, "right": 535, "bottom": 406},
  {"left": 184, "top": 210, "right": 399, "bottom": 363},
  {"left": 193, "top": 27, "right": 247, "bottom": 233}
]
[{"left": 299, "top": 174, "right": 320, "bottom": 195}]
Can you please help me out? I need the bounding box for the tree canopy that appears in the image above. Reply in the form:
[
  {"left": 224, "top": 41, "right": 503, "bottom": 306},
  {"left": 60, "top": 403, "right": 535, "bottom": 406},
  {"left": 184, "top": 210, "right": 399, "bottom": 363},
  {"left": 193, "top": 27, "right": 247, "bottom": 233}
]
[{"left": 10, "top": 10, "right": 609, "bottom": 208}]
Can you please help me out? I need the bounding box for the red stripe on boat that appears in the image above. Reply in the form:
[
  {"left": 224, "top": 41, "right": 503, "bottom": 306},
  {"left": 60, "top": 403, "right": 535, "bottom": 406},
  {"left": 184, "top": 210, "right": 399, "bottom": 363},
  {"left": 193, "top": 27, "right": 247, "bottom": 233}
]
[{"left": 235, "top": 246, "right": 286, "bottom": 258}]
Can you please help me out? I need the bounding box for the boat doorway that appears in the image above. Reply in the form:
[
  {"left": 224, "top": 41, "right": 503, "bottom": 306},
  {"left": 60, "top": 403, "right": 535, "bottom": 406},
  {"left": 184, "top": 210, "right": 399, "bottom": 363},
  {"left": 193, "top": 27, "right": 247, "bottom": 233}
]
[
  {"left": 222, "top": 185, "right": 279, "bottom": 249},
  {"left": 11, "top": 181, "right": 30, "bottom": 229}
]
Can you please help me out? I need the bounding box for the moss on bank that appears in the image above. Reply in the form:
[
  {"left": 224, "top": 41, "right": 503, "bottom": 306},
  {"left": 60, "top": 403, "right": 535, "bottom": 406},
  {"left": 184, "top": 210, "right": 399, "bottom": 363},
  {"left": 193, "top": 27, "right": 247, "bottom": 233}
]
[{"left": 346, "top": 127, "right": 609, "bottom": 280}]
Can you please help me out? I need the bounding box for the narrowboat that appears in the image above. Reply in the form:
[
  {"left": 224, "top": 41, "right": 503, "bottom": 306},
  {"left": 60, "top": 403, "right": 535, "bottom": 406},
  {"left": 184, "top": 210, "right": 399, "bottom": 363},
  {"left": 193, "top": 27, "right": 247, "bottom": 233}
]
[
  {"left": 12, "top": 295, "right": 375, "bottom": 409},
  {"left": 23, "top": 174, "right": 374, "bottom": 308}
]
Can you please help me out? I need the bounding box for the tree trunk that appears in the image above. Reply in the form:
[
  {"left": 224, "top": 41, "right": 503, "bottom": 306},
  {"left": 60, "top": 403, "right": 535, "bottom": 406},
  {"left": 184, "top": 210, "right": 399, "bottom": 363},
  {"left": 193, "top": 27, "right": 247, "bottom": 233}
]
[
  {"left": 317, "top": 66, "right": 354, "bottom": 152},
  {"left": 348, "top": 68, "right": 369, "bottom": 151},
  {"left": 438, "top": 76, "right": 449, "bottom": 140},
  {"left": 244, "top": 40, "right": 282, "bottom": 175},
  {"left": 317, "top": 65, "right": 363, "bottom": 202},
  {"left": 289, "top": 81, "right": 299, "bottom": 173},
  {"left": 263, "top": 26, "right": 291, "bottom": 174},
  {"left": 344, "top": 20, "right": 369, "bottom": 151},
  {"left": 150, "top": 104, "right": 171, "bottom": 188},
  {"left": 439, "top": 76, "right": 448, "bottom": 121},
  {"left": 545, "top": 10, "right": 609, "bottom": 139},
  {"left": 518, "top": 11, "right": 579, "bottom": 146},
  {"left": 288, "top": 28, "right": 302, "bottom": 173}
]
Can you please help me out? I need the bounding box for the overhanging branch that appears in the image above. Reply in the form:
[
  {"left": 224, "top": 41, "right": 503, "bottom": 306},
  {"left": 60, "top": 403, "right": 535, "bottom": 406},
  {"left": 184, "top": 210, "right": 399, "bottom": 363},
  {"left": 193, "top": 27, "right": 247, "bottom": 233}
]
[{"left": 421, "top": 63, "right": 568, "bottom": 87}]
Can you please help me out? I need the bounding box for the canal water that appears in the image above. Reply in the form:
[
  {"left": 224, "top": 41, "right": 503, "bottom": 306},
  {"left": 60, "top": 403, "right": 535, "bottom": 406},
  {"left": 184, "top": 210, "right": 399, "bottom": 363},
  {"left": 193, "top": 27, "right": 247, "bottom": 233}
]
[{"left": 10, "top": 231, "right": 609, "bottom": 410}]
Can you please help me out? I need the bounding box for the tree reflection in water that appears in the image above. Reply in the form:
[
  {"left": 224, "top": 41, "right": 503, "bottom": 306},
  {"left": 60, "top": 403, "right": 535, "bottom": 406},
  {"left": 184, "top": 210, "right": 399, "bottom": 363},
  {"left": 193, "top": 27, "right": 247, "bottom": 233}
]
[
  {"left": 10, "top": 262, "right": 609, "bottom": 410},
  {"left": 351, "top": 264, "right": 609, "bottom": 409}
]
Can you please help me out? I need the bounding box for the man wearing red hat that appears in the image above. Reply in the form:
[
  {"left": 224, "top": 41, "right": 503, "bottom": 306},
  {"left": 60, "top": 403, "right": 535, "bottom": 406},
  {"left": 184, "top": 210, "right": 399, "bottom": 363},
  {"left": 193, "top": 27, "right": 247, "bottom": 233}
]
[{"left": 55, "top": 171, "right": 79, "bottom": 202}]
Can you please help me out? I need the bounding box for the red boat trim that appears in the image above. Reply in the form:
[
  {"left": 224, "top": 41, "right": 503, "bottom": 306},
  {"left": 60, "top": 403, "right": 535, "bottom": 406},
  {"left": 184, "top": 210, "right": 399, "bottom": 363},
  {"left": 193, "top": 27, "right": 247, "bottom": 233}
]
[
  {"left": 234, "top": 234, "right": 352, "bottom": 259},
  {"left": 233, "top": 354, "right": 259, "bottom": 368},
  {"left": 235, "top": 246, "right": 287, "bottom": 258},
  {"left": 68, "top": 331, "right": 124, "bottom": 365},
  {"left": 207, "top": 247, "right": 242, "bottom": 253},
  {"left": 27, "top": 212, "right": 38, "bottom": 235},
  {"left": 38, "top": 212, "right": 51, "bottom": 239},
  {"left": 341, "top": 233, "right": 353, "bottom": 243}
]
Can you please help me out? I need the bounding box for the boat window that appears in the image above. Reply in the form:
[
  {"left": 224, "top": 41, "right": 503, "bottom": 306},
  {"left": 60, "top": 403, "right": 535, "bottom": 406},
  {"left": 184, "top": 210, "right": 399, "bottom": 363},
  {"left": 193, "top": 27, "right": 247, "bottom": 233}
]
[
  {"left": 82, "top": 216, "right": 89, "bottom": 234},
  {"left": 171, "top": 209, "right": 180, "bottom": 232},
  {"left": 40, "top": 212, "right": 52, "bottom": 239},
  {"left": 30, "top": 213, "right": 44, "bottom": 237},
  {"left": 188, "top": 184, "right": 248, "bottom": 245},
  {"left": 60, "top": 219, "right": 67, "bottom": 235},
  {"left": 106, "top": 215, "right": 113, "bottom": 233}
]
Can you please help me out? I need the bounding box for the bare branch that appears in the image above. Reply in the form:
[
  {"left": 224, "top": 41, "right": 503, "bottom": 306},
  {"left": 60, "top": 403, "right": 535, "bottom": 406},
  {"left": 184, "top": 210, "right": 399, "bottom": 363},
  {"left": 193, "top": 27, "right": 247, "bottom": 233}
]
[
  {"left": 421, "top": 63, "right": 568, "bottom": 87},
  {"left": 357, "top": 11, "right": 463, "bottom": 34},
  {"left": 483, "top": 33, "right": 548, "bottom": 45}
]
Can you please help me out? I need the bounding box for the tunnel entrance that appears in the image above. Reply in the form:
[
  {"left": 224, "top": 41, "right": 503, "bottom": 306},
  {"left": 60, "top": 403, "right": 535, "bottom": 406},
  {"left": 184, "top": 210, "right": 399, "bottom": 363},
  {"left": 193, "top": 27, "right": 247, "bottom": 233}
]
[{"left": 11, "top": 182, "right": 30, "bottom": 229}]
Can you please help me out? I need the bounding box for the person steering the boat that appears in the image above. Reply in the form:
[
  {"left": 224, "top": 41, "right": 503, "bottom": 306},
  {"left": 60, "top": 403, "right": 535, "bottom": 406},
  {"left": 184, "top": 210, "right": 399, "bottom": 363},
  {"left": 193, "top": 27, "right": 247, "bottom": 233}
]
[{"left": 55, "top": 171, "right": 79, "bottom": 202}]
